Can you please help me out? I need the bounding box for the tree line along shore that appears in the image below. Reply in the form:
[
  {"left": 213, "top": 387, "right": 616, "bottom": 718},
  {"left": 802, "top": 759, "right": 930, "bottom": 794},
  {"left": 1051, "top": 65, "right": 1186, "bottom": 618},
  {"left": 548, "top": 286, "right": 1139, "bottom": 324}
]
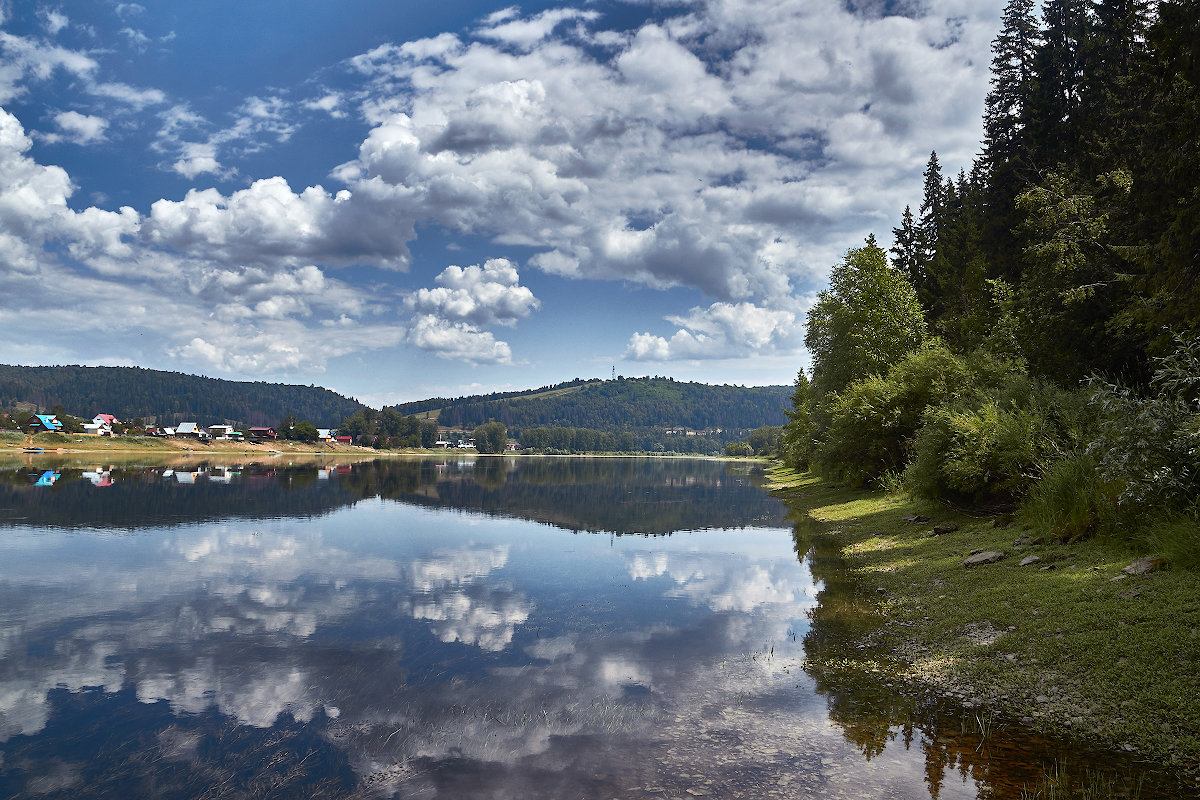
[{"left": 765, "top": 0, "right": 1199, "bottom": 790}]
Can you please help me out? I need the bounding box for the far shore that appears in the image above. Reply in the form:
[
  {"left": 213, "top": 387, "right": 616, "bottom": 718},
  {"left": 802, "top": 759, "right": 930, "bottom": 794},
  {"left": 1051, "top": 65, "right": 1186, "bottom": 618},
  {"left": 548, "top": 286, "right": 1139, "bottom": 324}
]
[{"left": 1, "top": 431, "right": 764, "bottom": 461}]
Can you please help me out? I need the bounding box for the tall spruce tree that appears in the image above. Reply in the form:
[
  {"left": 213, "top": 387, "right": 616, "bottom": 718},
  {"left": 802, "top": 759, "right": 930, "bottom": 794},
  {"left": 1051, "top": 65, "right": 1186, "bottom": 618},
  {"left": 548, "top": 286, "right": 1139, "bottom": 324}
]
[
  {"left": 1027, "top": 0, "right": 1093, "bottom": 172},
  {"left": 914, "top": 152, "right": 945, "bottom": 311},
  {"left": 1079, "top": 0, "right": 1152, "bottom": 172},
  {"left": 983, "top": 0, "right": 1040, "bottom": 169},
  {"left": 1133, "top": 1, "right": 1200, "bottom": 348},
  {"left": 982, "top": 0, "right": 1041, "bottom": 281},
  {"left": 889, "top": 205, "right": 923, "bottom": 291},
  {"left": 935, "top": 170, "right": 990, "bottom": 347}
]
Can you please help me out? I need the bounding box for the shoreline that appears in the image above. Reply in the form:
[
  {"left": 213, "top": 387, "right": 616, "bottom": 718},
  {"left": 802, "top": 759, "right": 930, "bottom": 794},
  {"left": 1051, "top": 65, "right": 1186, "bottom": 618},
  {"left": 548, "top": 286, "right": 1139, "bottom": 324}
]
[
  {"left": 766, "top": 465, "right": 1200, "bottom": 788},
  {"left": 1, "top": 433, "right": 764, "bottom": 461}
]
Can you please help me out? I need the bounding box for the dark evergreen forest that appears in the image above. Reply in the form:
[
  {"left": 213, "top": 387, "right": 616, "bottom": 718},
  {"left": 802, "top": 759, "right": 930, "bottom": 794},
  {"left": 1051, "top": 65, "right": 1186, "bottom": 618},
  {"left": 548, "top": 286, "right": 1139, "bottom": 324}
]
[
  {"left": 404, "top": 377, "right": 791, "bottom": 434},
  {"left": 0, "top": 365, "right": 365, "bottom": 427}
]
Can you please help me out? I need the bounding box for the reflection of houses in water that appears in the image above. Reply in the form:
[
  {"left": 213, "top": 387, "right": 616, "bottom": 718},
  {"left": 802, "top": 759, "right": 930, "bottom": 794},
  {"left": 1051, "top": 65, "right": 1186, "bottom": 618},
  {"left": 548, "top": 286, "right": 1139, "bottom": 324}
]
[
  {"left": 34, "top": 470, "right": 60, "bottom": 486},
  {"left": 206, "top": 466, "right": 240, "bottom": 484},
  {"left": 82, "top": 468, "right": 113, "bottom": 487},
  {"left": 173, "top": 470, "right": 202, "bottom": 485}
]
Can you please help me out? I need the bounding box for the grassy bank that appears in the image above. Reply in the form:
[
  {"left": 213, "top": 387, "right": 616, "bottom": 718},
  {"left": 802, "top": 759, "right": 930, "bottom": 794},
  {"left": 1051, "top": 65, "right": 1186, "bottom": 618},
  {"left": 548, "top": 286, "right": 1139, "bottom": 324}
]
[
  {"left": 768, "top": 465, "right": 1200, "bottom": 786},
  {"left": 0, "top": 429, "right": 375, "bottom": 456}
]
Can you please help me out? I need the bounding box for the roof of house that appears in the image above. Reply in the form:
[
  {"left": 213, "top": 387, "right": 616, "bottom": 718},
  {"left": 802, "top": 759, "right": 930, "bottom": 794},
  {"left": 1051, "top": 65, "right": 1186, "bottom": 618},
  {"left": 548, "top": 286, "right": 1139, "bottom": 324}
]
[
  {"left": 95, "top": 414, "right": 119, "bottom": 424},
  {"left": 247, "top": 427, "right": 275, "bottom": 433},
  {"left": 176, "top": 422, "right": 199, "bottom": 434},
  {"left": 34, "top": 414, "right": 61, "bottom": 429}
]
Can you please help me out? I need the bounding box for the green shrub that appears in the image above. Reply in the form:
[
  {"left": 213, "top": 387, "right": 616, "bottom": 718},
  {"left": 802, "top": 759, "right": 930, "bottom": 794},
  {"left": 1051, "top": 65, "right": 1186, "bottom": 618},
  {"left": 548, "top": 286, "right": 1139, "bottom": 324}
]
[
  {"left": 1147, "top": 516, "right": 1200, "bottom": 571},
  {"left": 815, "top": 374, "right": 901, "bottom": 485},
  {"left": 813, "top": 341, "right": 974, "bottom": 486},
  {"left": 904, "top": 380, "right": 1080, "bottom": 504},
  {"left": 1021, "top": 453, "right": 1118, "bottom": 542},
  {"left": 725, "top": 441, "right": 753, "bottom": 457},
  {"left": 1084, "top": 332, "right": 1200, "bottom": 513}
]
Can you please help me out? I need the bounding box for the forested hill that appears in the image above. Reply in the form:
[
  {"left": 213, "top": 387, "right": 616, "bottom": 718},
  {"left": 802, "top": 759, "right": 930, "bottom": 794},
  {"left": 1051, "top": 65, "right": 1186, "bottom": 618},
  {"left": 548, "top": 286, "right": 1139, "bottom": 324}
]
[
  {"left": 395, "top": 377, "right": 792, "bottom": 433},
  {"left": 0, "top": 365, "right": 364, "bottom": 427}
]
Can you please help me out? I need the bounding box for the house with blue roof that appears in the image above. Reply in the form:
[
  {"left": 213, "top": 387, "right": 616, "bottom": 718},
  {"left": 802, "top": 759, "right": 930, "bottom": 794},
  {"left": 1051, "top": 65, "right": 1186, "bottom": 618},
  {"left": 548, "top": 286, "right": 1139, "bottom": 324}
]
[{"left": 26, "top": 414, "right": 63, "bottom": 433}]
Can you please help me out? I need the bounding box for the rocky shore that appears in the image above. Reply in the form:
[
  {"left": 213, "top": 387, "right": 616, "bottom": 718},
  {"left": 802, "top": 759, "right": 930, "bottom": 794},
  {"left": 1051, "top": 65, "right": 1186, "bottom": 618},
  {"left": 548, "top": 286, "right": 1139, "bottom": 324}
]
[{"left": 767, "top": 466, "right": 1200, "bottom": 789}]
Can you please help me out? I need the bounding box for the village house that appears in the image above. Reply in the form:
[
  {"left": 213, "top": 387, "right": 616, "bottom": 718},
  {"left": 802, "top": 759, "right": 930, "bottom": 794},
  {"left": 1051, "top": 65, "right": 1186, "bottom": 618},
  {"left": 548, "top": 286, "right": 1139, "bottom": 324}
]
[
  {"left": 174, "top": 422, "right": 204, "bottom": 439},
  {"left": 26, "top": 414, "right": 62, "bottom": 433},
  {"left": 206, "top": 425, "right": 243, "bottom": 441},
  {"left": 246, "top": 426, "right": 278, "bottom": 442},
  {"left": 317, "top": 428, "right": 334, "bottom": 442},
  {"left": 83, "top": 414, "right": 120, "bottom": 436}
]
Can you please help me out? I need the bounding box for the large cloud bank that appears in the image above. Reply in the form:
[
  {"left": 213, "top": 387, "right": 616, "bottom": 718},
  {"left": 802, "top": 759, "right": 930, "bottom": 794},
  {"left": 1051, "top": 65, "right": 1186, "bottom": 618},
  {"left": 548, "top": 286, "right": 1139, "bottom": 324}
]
[{"left": 0, "top": 0, "right": 997, "bottom": 373}]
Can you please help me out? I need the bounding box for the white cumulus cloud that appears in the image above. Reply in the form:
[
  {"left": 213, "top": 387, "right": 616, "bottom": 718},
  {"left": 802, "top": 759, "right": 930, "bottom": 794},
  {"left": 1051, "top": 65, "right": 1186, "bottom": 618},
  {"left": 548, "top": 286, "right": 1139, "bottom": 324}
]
[
  {"left": 626, "top": 301, "right": 805, "bottom": 361},
  {"left": 45, "top": 110, "right": 108, "bottom": 144},
  {"left": 408, "top": 258, "right": 539, "bottom": 328}
]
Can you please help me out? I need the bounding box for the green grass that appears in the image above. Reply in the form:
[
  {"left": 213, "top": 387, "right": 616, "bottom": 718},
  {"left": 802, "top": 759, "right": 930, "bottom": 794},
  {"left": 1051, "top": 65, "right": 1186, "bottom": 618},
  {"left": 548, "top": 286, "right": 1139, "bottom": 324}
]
[{"left": 767, "top": 465, "right": 1200, "bottom": 785}]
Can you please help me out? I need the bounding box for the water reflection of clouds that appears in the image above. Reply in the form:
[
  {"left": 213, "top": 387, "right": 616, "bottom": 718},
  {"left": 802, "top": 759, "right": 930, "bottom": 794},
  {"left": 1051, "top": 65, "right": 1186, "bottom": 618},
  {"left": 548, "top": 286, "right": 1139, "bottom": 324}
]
[
  {"left": 0, "top": 520, "right": 397, "bottom": 742},
  {"left": 136, "top": 659, "right": 332, "bottom": 728},
  {"left": 0, "top": 639, "right": 125, "bottom": 741},
  {"left": 411, "top": 588, "right": 531, "bottom": 651},
  {"left": 408, "top": 544, "right": 510, "bottom": 592},
  {"left": 625, "top": 548, "right": 816, "bottom": 614},
  {"left": 0, "top": 463, "right": 1016, "bottom": 797},
  {"left": 0, "top": 505, "right": 955, "bottom": 799},
  {"left": 407, "top": 544, "right": 532, "bottom": 651}
]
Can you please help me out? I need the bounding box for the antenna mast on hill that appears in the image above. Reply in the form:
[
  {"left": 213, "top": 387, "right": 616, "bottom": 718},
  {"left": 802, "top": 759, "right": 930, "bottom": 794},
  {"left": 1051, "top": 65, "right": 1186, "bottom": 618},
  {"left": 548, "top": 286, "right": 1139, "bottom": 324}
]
[{"left": 612, "top": 365, "right": 615, "bottom": 380}]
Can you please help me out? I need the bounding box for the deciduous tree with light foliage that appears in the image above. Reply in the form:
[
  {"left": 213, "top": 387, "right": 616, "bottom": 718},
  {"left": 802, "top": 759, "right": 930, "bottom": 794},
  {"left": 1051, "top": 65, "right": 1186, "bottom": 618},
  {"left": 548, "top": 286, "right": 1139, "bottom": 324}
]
[{"left": 804, "top": 236, "right": 927, "bottom": 401}]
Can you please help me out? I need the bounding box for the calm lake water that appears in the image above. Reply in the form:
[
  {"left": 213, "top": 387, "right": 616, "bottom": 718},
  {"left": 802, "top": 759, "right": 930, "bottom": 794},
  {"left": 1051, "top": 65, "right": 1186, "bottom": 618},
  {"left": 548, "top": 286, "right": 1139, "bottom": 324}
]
[{"left": 0, "top": 457, "right": 1169, "bottom": 798}]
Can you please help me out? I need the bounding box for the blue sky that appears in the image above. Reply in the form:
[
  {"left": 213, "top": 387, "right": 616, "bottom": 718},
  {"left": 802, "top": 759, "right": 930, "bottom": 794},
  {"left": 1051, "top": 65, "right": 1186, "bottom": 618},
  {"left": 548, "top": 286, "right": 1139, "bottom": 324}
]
[{"left": 0, "top": 0, "right": 1002, "bottom": 405}]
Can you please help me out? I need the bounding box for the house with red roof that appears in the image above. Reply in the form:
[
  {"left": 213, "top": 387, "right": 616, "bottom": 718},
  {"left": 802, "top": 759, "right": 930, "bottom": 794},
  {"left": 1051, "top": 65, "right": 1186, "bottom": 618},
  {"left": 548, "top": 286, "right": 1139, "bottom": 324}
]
[{"left": 84, "top": 414, "right": 121, "bottom": 436}]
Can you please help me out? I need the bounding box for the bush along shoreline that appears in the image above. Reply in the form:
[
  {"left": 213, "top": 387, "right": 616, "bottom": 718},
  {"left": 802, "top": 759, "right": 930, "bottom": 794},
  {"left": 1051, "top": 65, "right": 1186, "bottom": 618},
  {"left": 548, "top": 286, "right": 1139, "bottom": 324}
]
[{"left": 768, "top": 466, "right": 1200, "bottom": 791}]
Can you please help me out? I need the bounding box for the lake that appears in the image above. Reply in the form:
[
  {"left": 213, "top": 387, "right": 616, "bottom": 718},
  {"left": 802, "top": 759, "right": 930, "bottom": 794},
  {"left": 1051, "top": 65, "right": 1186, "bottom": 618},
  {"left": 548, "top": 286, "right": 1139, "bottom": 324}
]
[{"left": 0, "top": 457, "right": 1167, "bottom": 798}]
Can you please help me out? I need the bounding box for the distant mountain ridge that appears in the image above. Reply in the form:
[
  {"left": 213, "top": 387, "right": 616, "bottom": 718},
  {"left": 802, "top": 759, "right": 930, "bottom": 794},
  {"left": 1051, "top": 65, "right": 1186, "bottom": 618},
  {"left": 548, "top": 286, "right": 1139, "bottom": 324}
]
[
  {"left": 394, "top": 376, "right": 792, "bottom": 435},
  {"left": 0, "top": 365, "right": 365, "bottom": 428}
]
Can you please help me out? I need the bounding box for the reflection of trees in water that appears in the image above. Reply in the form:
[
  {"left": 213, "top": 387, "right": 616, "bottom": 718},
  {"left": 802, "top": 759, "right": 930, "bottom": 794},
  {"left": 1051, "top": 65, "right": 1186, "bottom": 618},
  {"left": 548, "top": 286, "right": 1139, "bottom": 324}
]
[
  {"left": 338, "top": 458, "right": 787, "bottom": 535},
  {"left": 0, "top": 464, "right": 361, "bottom": 529},
  {"left": 0, "top": 458, "right": 785, "bottom": 536},
  {"left": 797, "top": 526, "right": 1164, "bottom": 800}
]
